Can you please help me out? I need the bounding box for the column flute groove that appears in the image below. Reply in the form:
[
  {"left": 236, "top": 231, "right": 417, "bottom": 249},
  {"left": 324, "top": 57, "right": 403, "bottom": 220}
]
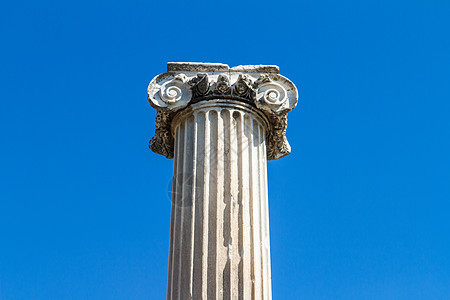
[
  {"left": 201, "top": 111, "right": 210, "bottom": 299},
  {"left": 192, "top": 112, "right": 205, "bottom": 299},
  {"left": 189, "top": 115, "right": 198, "bottom": 297},
  {"left": 233, "top": 111, "right": 244, "bottom": 300},
  {"left": 208, "top": 110, "right": 218, "bottom": 299}
]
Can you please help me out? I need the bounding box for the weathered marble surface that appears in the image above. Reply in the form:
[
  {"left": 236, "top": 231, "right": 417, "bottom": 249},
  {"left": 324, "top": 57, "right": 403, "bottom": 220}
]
[
  {"left": 148, "top": 62, "right": 298, "bottom": 160},
  {"left": 147, "top": 63, "right": 298, "bottom": 300}
]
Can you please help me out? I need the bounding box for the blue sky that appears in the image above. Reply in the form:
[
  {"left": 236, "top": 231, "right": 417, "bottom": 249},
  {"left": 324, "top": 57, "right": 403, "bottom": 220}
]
[{"left": 1, "top": 0, "right": 450, "bottom": 299}]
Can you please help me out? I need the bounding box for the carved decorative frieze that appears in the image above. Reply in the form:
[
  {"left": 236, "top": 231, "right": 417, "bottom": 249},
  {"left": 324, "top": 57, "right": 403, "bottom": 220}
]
[
  {"left": 148, "top": 110, "right": 175, "bottom": 158},
  {"left": 266, "top": 112, "right": 290, "bottom": 160},
  {"left": 214, "top": 74, "right": 231, "bottom": 95},
  {"left": 190, "top": 73, "right": 210, "bottom": 99},
  {"left": 187, "top": 73, "right": 257, "bottom": 104},
  {"left": 148, "top": 62, "right": 298, "bottom": 160}
]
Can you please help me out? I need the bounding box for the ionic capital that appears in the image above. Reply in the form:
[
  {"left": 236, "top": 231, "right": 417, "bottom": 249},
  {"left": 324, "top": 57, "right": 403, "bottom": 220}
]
[{"left": 147, "top": 62, "right": 298, "bottom": 160}]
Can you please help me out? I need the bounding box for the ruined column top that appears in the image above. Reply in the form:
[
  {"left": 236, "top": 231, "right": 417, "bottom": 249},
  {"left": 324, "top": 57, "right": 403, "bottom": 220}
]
[
  {"left": 167, "top": 62, "right": 279, "bottom": 74},
  {"left": 148, "top": 62, "right": 299, "bottom": 160}
]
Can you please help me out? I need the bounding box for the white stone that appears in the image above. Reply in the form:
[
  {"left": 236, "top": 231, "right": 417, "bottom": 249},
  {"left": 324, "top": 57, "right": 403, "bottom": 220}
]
[{"left": 147, "top": 63, "right": 298, "bottom": 299}]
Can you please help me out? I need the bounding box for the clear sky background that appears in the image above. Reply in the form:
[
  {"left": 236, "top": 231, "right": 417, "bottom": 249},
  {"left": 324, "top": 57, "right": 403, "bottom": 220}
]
[{"left": 1, "top": 0, "right": 449, "bottom": 299}]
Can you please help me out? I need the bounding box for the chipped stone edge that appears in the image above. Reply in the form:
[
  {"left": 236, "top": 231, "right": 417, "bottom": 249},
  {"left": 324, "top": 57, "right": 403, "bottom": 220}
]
[
  {"left": 167, "top": 62, "right": 279, "bottom": 74},
  {"left": 167, "top": 62, "right": 229, "bottom": 72}
]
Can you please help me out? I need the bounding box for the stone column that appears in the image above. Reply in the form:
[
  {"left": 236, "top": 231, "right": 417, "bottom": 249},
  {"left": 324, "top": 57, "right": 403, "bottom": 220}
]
[{"left": 148, "top": 63, "right": 298, "bottom": 300}]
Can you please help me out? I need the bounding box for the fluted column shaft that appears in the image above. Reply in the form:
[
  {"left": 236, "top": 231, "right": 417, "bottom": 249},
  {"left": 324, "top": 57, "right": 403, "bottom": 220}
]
[
  {"left": 148, "top": 62, "right": 298, "bottom": 300},
  {"left": 167, "top": 101, "right": 272, "bottom": 300}
]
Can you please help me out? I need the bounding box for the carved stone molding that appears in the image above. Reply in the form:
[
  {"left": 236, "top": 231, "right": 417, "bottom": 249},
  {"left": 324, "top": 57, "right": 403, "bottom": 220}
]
[
  {"left": 148, "top": 110, "right": 175, "bottom": 158},
  {"left": 148, "top": 62, "right": 298, "bottom": 160}
]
